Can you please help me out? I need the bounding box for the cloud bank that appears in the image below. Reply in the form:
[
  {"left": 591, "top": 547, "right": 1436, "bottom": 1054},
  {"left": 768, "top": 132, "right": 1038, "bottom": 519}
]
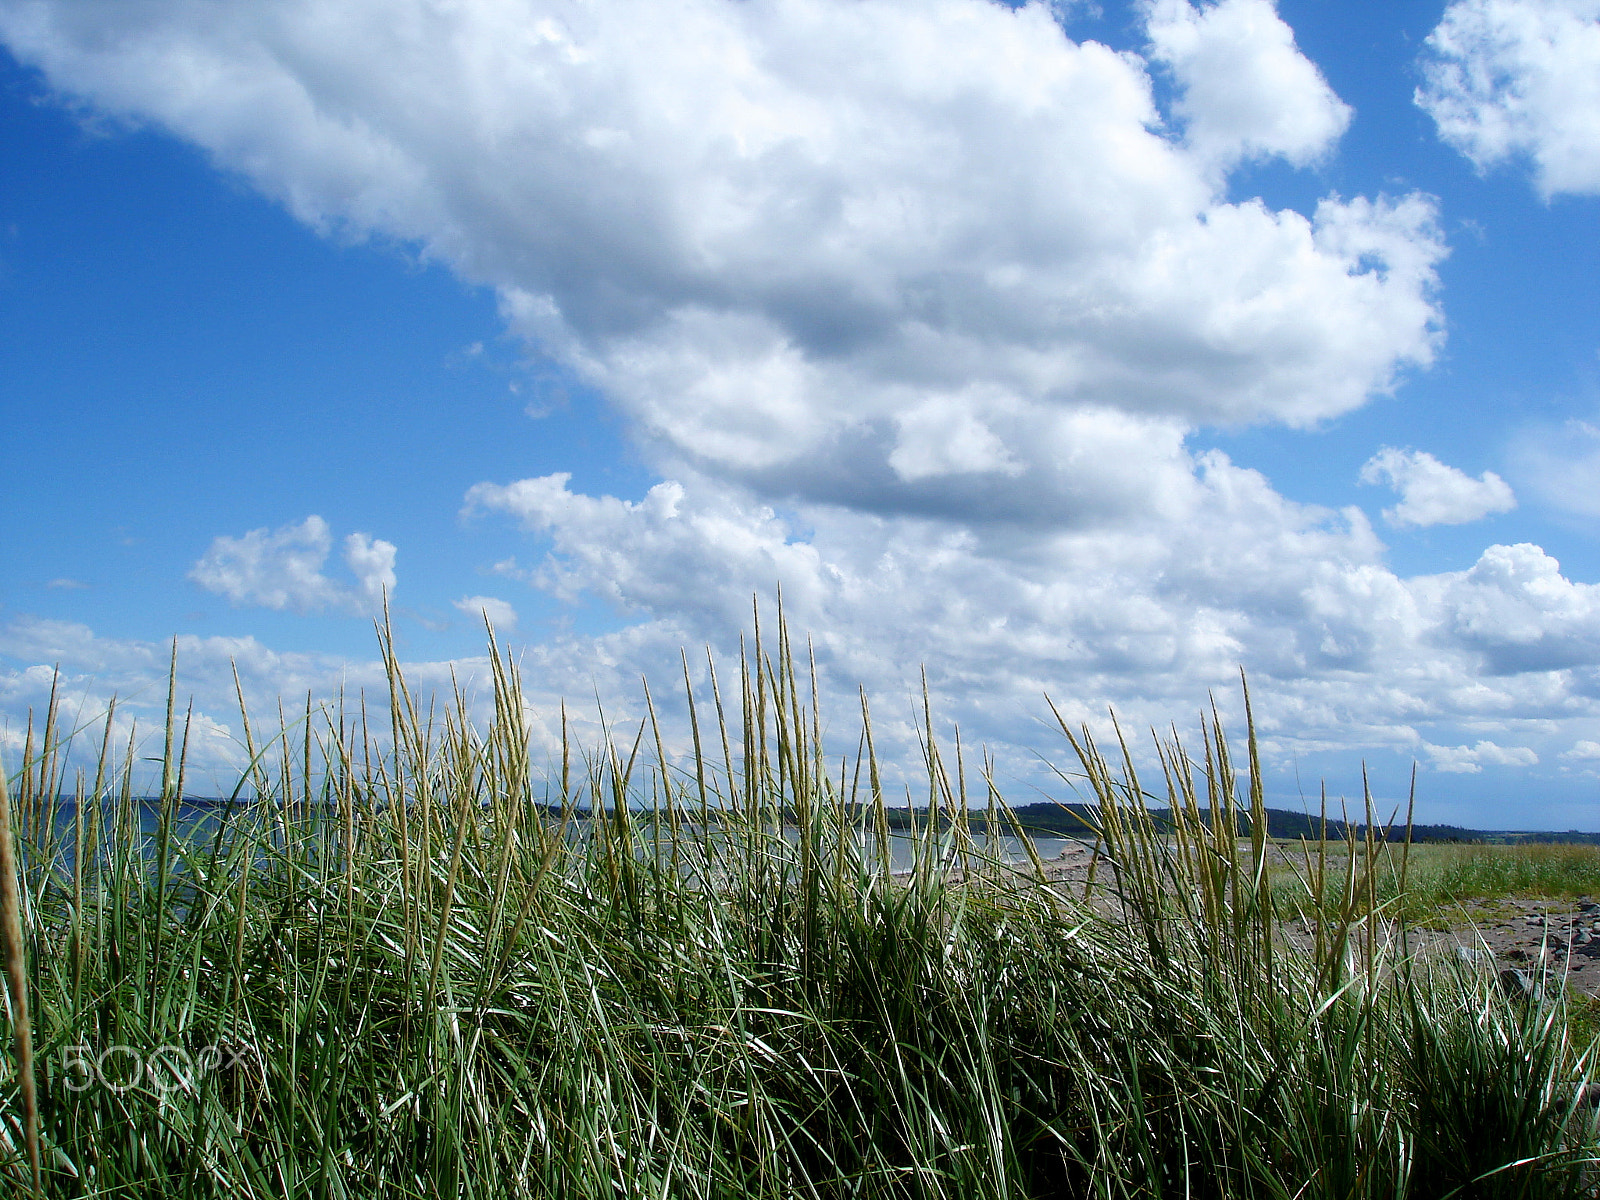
[{"left": 0, "top": 0, "right": 1444, "bottom": 527}]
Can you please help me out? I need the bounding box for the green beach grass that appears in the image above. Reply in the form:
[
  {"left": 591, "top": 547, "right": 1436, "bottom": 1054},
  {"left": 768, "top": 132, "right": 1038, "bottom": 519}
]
[
  {"left": 1, "top": 620, "right": 1597, "bottom": 1198},
  {"left": 1270, "top": 838, "right": 1600, "bottom": 929}
]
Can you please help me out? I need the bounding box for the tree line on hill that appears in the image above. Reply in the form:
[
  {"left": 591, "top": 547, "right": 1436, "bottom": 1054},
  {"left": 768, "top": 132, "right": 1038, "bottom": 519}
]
[
  {"left": 159, "top": 794, "right": 1598, "bottom": 844},
  {"left": 865, "top": 801, "right": 1600, "bottom": 845}
]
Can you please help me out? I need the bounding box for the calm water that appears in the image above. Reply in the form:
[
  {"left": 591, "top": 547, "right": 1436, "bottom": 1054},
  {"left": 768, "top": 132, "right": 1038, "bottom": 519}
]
[{"left": 39, "top": 799, "right": 1081, "bottom": 876}]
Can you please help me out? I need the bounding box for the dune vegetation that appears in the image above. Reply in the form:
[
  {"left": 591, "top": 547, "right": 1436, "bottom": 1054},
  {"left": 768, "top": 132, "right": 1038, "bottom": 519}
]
[
  {"left": 1275, "top": 839, "right": 1600, "bottom": 926},
  {"left": 0, "top": 619, "right": 1597, "bottom": 1198}
]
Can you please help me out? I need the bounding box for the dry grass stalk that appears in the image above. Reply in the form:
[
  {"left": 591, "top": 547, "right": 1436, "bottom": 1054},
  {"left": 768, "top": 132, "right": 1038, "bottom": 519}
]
[{"left": 0, "top": 767, "right": 40, "bottom": 1196}]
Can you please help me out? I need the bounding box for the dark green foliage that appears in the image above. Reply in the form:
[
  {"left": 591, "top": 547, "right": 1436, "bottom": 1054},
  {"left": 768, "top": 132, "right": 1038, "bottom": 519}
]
[{"left": 0, "top": 627, "right": 1594, "bottom": 1198}]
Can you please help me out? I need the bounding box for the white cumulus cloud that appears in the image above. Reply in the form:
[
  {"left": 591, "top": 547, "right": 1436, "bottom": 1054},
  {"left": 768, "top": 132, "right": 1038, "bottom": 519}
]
[
  {"left": 0, "top": 0, "right": 1443, "bottom": 530},
  {"left": 1425, "top": 739, "right": 1540, "bottom": 774},
  {"left": 189, "top": 516, "right": 397, "bottom": 615},
  {"left": 1358, "top": 446, "right": 1516, "bottom": 528},
  {"left": 453, "top": 595, "right": 520, "bottom": 632},
  {"left": 1144, "top": 0, "right": 1351, "bottom": 173},
  {"left": 1418, "top": 0, "right": 1600, "bottom": 196},
  {"left": 1560, "top": 739, "right": 1600, "bottom": 760},
  {"left": 1423, "top": 542, "right": 1600, "bottom": 673},
  {"left": 463, "top": 467, "right": 1600, "bottom": 787}
]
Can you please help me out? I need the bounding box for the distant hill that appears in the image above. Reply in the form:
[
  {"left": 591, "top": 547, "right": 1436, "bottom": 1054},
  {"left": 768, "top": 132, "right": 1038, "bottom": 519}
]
[
  {"left": 158, "top": 794, "right": 1598, "bottom": 844},
  {"left": 876, "top": 801, "right": 1600, "bottom": 845}
]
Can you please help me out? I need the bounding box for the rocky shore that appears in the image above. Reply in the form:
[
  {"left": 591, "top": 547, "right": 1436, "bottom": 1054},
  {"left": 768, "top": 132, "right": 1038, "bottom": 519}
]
[{"left": 1022, "top": 842, "right": 1600, "bottom": 1001}]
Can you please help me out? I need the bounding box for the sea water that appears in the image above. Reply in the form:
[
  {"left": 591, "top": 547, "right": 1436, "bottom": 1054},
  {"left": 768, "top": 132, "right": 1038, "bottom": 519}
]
[{"left": 33, "top": 798, "right": 1080, "bottom": 876}]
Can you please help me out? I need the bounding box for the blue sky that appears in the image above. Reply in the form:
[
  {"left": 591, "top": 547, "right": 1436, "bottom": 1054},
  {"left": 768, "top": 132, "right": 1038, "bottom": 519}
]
[
  {"left": 1, "top": 64, "right": 648, "bottom": 655},
  {"left": 3, "top": 0, "right": 1600, "bottom": 827}
]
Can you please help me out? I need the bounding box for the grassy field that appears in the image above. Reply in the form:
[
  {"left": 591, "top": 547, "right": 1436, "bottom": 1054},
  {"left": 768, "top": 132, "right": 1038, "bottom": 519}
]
[
  {"left": 0, "top": 624, "right": 1596, "bottom": 1198},
  {"left": 1270, "top": 837, "right": 1600, "bottom": 927}
]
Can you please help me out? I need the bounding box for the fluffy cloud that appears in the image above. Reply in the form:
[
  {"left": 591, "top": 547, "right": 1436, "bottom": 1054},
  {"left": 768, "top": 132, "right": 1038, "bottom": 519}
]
[
  {"left": 0, "top": 0, "right": 1442, "bottom": 531},
  {"left": 1358, "top": 446, "right": 1516, "bottom": 528},
  {"left": 1425, "top": 739, "right": 1540, "bottom": 774},
  {"left": 0, "top": 616, "right": 447, "bottom": 789},
  {"left": 0, "top": 611, "right": 710, "bottom": 795},
  {"left": 1423, "top": 542, "right": 1600, "bottom": 673},
  {"left": 1418, "top": 0, "right": 1600, "bottom": 196},
  {"left": 463, "top": 467, "right": 1600, "bottom": 793},
  {"left": 11, "top": 490, "right": 1600, "bottom": 819},
  {"left": 453, "top": 595, "right": 520, "bottom": 632},
  {"left": 189, "top": 516, "right": 396, "bottom": 615},
  {"left": 1144, "top": 0, "right": 1351, "bottom": 173}
]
